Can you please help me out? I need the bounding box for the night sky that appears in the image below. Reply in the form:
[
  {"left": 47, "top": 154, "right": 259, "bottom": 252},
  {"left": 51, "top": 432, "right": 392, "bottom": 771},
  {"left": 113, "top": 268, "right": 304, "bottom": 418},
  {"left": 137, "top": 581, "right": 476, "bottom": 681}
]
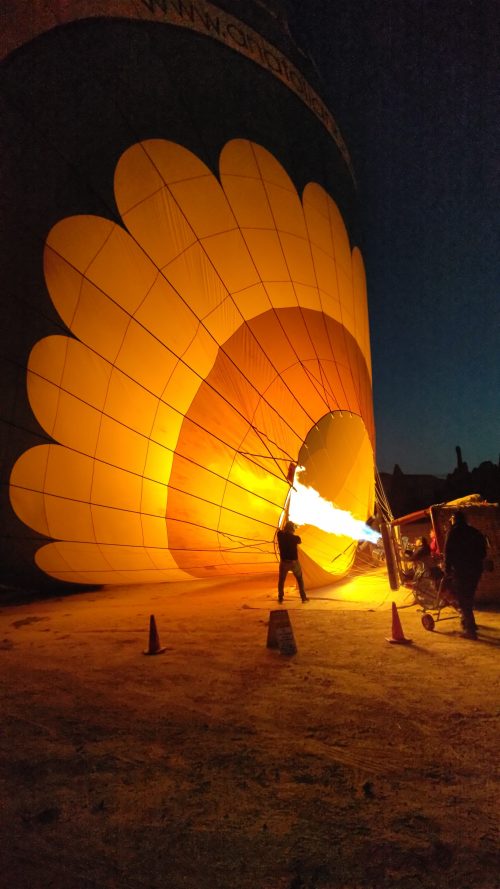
[{"left": 286, "top": 0, "right": 499, "bottom": 476}]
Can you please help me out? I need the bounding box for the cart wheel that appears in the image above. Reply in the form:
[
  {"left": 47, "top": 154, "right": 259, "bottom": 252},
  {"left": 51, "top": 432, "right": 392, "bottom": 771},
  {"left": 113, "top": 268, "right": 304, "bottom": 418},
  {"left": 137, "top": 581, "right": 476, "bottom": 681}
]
[{"left": 421, "top": 613, "right": 435, "bottom": 631}]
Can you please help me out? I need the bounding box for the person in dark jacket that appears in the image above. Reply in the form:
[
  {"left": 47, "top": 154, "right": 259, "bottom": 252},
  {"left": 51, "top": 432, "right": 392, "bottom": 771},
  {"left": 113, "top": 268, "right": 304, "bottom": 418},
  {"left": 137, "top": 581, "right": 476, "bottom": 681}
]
[
  {"left": 405, "top": 535, "right": 432, "bottom": 566},
  {"left": 404, "top": 535, "right": 443, "bottom": 589},
  {"left": 276, "top": 520, "right": 308, "bottom": 603},
  {"left": 444, "top": 510, "right": 487, "bottom": 639}
]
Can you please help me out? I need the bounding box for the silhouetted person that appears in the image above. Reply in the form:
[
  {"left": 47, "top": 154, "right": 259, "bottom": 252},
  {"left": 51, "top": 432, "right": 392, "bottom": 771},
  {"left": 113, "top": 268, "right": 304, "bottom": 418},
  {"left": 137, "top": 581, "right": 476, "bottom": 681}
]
[
  {"left": 404, "top": 535, "right": 443, "bottom": 589},
  {"left": 444, "top": 510, "right": 487, "bottom": 639},
  {"left": 405, "top": 535, "right": 432, "bottom": 566},
  {"left": 276, "top": 521, "right": 308, "bottom": 603}
]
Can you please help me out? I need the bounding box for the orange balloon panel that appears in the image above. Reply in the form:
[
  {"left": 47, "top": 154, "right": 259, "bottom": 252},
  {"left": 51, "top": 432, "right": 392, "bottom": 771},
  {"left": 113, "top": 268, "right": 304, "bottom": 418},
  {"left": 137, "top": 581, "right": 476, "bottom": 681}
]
[{"left": 9, "top": 139, "right": 374, "bottom": 585}]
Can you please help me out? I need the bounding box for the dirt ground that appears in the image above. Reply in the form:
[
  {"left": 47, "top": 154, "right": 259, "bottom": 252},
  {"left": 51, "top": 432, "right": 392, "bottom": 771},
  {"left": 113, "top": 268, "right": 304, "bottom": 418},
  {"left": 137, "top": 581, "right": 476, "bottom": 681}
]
[{"left": 1, "top": 566, "right": 499, "bottom": 889}]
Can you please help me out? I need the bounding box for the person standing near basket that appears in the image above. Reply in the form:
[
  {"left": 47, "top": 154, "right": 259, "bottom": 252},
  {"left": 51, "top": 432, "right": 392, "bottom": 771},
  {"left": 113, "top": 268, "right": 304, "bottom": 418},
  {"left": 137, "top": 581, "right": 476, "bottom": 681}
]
[{"left": 444, "top": 510, "right": 487, "bottom": 639}]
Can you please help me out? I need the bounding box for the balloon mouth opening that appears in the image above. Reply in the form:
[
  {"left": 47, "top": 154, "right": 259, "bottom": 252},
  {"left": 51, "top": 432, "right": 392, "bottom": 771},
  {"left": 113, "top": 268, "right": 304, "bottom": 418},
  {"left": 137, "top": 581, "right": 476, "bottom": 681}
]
[{"left": 279, "top": 412, "right": 379, "bottom": 579}]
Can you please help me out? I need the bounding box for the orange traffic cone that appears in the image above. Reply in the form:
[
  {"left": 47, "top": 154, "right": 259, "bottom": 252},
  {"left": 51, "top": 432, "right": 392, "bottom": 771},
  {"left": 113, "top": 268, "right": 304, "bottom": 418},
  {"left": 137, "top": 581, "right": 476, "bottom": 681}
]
[
  {"left": 143, "top": 614, "right": 166, "bottom": 655},
  {"left": 386, "top": 602, "right": 413, "bottom": 645}
]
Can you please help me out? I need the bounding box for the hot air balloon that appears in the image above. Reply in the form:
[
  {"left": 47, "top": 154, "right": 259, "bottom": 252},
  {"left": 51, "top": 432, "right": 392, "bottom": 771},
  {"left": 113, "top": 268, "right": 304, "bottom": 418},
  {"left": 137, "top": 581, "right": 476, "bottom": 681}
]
[{"left": 1, "top": 1, "right": 375, "bottom": 592}]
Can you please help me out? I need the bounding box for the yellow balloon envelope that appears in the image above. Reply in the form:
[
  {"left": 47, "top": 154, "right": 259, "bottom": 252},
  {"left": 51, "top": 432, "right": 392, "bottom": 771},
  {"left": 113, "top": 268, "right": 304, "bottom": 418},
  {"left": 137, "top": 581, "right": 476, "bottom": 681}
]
[{"left": 9, "top": 139, "right": 374, "bottom": 586}]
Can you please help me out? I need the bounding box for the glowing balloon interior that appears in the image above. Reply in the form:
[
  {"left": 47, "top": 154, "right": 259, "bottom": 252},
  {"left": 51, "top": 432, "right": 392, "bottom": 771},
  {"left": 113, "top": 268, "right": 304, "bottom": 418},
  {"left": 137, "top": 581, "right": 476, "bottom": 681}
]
[{"left": 9, "top": 139, "right": 375, "bottom": 586}]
